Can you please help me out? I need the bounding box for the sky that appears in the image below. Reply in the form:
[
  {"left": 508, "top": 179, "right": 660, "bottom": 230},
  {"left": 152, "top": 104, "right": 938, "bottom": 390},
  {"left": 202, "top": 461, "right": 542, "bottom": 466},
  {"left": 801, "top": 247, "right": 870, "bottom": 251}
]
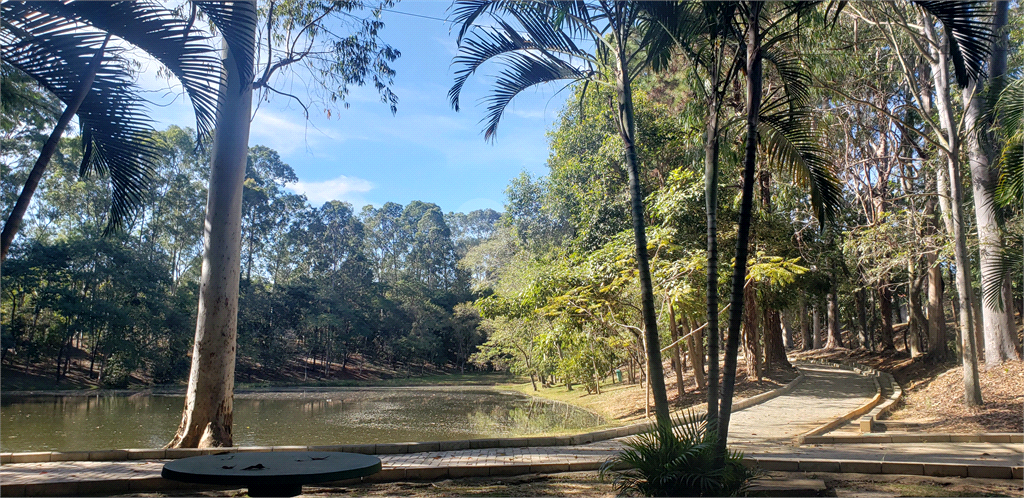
[{"left": 138, "top": 1, "right": 571, "bottom": 215}]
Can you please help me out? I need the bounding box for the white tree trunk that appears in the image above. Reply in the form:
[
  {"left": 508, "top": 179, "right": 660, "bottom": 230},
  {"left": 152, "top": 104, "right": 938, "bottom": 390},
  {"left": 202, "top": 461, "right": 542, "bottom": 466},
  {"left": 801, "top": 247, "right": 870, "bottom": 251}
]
[
  {"left": 926, "top": 19, "right": 982, "bottom": 406},
  {"left": 169, "top": 30, "right": 254, "bottom": 448},
  {"left": 963, "top": 1, "right": 1020, "bottom": 365}
]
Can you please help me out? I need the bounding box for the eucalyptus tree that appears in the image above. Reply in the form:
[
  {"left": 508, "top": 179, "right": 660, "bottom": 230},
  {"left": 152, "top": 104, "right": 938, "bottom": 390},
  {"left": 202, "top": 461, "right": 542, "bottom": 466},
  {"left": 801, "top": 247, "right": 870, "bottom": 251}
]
[
  {"left": 449, "top": 0, "right": 679, "bottom": 428},
  {"left": 963, "top": 0, "right": 1020, "bottom": 364}
]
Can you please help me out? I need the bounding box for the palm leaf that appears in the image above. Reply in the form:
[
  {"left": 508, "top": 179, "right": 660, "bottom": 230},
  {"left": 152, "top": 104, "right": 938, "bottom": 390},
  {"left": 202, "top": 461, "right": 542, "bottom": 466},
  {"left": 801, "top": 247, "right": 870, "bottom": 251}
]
[
  {"left": 17, "top": 1, "right": 223, "bottom": 144},
  {"left": 481, "top": 49, "right": 584, "bottom": 142},
  {"left": 758, "top": 107, "right": 843, "bottom": 225},
  {"left": 995, "top": 78, "right": 1023, "bottom": 207},
  {"left": 194, "top": 0, "right": 258, "bottom": 93},
  {"left": 914, "top": 1, "right": 993, "bottom": 86},
  {"left": 449, "top": 10, "right": 588, "bottom": 141},
  {"left": 449, "top": 6, "right": 589, "bottom": 112},
  {"left": 2, "top": 5, "right": 159, "bottom": 233}
]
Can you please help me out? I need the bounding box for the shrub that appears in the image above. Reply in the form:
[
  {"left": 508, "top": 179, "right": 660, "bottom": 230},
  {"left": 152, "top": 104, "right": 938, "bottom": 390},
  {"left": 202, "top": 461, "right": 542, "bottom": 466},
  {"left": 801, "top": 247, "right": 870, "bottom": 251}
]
[{"left": 601, "top": 410, "right": 756, "bottom": 497}]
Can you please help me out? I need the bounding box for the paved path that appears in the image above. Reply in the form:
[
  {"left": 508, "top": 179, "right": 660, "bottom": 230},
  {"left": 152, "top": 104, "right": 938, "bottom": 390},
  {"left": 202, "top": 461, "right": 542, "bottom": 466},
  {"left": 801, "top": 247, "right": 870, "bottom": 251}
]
[
  {"left": 2, "top": 364, "right": 1021, "bottom": 496},
  {"left": 727, "top": 364, "right": 876, "bottom": 443}
]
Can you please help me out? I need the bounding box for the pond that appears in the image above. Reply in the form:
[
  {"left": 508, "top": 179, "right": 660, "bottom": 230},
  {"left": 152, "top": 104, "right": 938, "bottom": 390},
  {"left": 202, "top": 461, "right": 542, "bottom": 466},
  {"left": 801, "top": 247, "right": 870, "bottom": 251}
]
[{"left": 0, "top": 387, "right": 606, "bottom": 452}]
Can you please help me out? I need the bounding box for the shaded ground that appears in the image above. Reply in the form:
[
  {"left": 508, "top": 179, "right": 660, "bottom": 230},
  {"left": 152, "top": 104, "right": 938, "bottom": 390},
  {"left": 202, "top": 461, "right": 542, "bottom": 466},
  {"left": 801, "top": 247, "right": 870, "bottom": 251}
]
[
  {"left": 790, "top": 347, "right": 1024, "bottom": 434},
  {"left": 119, "top": 470, "right": 1024, "bottom": 497}
]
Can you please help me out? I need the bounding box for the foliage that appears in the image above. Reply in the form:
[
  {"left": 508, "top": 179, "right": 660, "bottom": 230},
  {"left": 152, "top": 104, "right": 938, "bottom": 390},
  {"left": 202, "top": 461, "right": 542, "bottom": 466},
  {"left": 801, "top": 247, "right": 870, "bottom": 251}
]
[{"left": 601, "top": 410, "right": 755, "bottom": 497}]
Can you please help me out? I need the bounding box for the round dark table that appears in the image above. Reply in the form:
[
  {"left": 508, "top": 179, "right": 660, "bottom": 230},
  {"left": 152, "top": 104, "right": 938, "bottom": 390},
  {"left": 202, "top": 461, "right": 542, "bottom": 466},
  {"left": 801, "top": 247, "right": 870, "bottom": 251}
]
[{"left": 161, "top": 451, "right": 381, "bottom": 497}]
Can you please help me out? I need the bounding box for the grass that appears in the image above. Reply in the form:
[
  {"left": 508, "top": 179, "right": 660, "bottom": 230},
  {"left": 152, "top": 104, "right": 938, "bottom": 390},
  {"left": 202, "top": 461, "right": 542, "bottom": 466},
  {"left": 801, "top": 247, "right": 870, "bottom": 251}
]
[{"left": 500, "top": 377, "right": 652, "bottom": 425}]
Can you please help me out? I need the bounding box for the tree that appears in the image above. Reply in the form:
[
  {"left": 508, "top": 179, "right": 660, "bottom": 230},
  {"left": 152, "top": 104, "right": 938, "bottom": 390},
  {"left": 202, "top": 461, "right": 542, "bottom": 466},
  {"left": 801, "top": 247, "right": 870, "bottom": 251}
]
[
  {"left": 0, "top": 2, "right": 220, "bottom": 261},
  {"left": 449, "top": 0, "right": 677, "bottom": 428}
]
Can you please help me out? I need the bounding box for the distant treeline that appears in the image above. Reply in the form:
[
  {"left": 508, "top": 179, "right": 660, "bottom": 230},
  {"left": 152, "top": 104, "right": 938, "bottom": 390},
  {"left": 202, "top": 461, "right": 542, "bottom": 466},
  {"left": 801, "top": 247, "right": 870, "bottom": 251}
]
[{"left": 2, "top": 125, "right": 500, "bottom": 386}]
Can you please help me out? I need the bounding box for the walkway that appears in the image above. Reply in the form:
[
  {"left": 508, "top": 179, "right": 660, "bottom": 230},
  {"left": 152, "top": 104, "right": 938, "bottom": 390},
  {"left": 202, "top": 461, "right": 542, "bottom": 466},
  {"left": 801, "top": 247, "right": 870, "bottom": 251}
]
[{"left": 2, "top": 364, "right": 1021, "bottom": 496}]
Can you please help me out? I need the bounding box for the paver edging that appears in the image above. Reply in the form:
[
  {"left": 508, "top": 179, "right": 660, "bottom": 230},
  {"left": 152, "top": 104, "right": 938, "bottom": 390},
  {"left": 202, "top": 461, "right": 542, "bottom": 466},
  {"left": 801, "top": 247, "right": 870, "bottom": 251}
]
[{"left": 803, "top": 432, "right": 1024, "bottom": 445}]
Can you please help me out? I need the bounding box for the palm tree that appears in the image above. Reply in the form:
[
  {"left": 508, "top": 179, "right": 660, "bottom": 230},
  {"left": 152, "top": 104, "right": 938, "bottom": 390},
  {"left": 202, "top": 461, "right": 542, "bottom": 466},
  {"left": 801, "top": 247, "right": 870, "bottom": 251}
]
[
  {"left": 2, "top": 0, "right": 254, "bottom": 448},
  {"left": 449, "top": 0, "right": 681, "bottom": 428},
  {"left": 654, "top": 0, "right": 993, "bottom": 456},
  {"left": 0, "top": 1, "right": 224, "bottom": 261}
]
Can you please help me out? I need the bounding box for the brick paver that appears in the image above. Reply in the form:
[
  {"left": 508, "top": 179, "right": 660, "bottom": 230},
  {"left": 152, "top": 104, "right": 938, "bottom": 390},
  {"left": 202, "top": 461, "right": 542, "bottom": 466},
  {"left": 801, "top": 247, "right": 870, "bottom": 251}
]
[{"left": 2, "top": 363, "right": 1021, "bottom": 496}]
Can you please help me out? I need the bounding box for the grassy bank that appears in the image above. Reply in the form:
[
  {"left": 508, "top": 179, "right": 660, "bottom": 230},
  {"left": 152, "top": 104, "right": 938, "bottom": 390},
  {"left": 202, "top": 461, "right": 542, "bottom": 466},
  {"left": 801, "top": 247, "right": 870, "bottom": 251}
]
[{"left": 500, "top": 377, "right": 653, "bottom": 425}]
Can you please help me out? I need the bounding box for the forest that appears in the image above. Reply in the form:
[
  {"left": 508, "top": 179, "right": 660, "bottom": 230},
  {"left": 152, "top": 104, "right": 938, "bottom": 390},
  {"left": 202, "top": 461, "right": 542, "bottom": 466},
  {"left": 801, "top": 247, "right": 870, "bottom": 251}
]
[{"left": 2, "top": 1, "right": 1022, "bottom": 414}]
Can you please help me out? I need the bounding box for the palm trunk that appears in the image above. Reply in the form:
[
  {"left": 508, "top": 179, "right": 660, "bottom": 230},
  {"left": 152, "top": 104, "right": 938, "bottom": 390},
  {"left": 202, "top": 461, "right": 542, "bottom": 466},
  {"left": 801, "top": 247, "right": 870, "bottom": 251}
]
[
  {"left": 718, "top": 0, "right": 762, "bottom": 460},
  {"left": 169, "top": 21, "right": 256, "bottom": 448},
  {"left": 615, "top": 41, "right": 669, "bottom": 429},
  {"left": 704, "top": 32, "right": 724, "bottom": 435},
  {"left": 1, "top": 35, "right": 110, "bottom": 262}
]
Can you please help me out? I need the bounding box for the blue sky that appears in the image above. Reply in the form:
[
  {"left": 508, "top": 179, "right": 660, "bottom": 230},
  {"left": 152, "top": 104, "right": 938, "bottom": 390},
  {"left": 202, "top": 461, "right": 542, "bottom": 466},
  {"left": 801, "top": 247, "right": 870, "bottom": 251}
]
[{"left": 138, "top": 1, "right": 570, "bottom": 215}]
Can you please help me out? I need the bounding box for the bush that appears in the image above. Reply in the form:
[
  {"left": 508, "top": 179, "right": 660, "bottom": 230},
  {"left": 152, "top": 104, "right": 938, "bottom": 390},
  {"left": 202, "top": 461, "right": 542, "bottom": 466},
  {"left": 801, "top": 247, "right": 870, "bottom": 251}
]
[{"left": 601, "top": 410, "right": 756, "bottom": 497}]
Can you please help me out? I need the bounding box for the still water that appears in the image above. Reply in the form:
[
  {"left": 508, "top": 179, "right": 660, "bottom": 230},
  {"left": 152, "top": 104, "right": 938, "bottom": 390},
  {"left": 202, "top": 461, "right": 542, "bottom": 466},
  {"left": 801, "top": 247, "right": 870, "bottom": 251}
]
[{"left": 0, "top": 387, "right": 605, "bottom": 452}]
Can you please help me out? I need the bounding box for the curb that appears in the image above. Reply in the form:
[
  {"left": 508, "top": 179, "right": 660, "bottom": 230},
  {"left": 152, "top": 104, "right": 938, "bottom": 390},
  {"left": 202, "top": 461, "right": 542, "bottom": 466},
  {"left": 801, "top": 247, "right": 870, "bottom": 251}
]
[
  {"left": 4, "top": 457, "right": 1020, "bottom": 497},
  {"left": 0, "top": 371, "right": 806, "bottom": 465},
  {"left": 795, "top": 360, "right": 883, "bottom": 444},
  {"left": 800, "top": 432, "right": 1024, "bottom": 445},
  {"left": 749, "top": 457, "right": 1023, "bottom": 480}
]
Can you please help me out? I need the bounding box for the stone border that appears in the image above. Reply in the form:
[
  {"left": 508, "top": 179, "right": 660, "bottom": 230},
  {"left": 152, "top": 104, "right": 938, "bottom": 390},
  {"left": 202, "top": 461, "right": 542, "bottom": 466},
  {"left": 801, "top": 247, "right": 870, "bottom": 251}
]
[
  {"left": 749, "top": 457, "right": 1023, "bottom": 480},
  {"left": 795, "top": 359, "right": 884, "bottom": 444},
  {"left": 799, "top": 433, "right": 1024, "bottom": 445},
  {"left": 3, "top": 456, "right": 1020, "bottom": 497},
  {"left": 0, "top": 370, "right": 805, "bottom": 465}
]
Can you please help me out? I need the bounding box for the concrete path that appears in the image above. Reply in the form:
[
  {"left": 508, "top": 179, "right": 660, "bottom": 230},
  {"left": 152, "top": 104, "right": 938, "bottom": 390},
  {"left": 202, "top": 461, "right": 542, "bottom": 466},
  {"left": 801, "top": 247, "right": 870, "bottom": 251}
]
[
  {"left": 2, "top": 363, "right": 1021, "bottom": 496},
  {"left": 727, "top": 364, "right": 877, "bottom": 443}
]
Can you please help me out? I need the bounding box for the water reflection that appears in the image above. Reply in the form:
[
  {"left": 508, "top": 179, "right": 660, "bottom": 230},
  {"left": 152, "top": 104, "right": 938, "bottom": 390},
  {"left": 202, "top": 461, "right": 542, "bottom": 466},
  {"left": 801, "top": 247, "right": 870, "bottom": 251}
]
[{"left": 0, "top": 387, "right": 604, "bottom": 452}]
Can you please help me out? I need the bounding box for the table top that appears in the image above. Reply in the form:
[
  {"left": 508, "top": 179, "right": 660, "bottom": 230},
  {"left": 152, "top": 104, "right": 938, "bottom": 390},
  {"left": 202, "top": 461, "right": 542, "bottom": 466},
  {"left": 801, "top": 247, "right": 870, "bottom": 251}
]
[{"left": 161, "top": 451, "right": 382, "bottom": 486}]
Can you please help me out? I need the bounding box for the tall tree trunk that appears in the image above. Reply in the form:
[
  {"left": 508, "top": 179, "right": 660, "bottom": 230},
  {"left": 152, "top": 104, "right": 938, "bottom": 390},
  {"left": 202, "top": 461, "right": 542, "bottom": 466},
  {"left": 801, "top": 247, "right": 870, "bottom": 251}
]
[
  {"left": 800, "top": 294, "right": 812, "bottom": 351},
  {"left": 812, "top": 302, "right": 822, "bottom": 350},
  {"left": 825, "top": 290, "right": 844, "bottom": 349},
  {"left": 907, "top": 262, "right": 927, "bottom": 357},
  {"left": 615, "top": 37, "right": 669, "bottom": 428},
  {"left": 781, "top": 309, "right": 794, "bottom": 350},
  {"left": 686, "top": 316, "right": 707, "bottom": 390},
  {"left": 718, "top": 0, "right": 762, "bottom": 460},
  {"left": 169, "top": 20, "right": 256, "bottom": 448},
  {"left": 704, "top": 32, "right": 725, "bottom": 435},
  {"left": 926, "top": 17, "right": 982, "bottom": 406},
  {"left": 966, "top": 0, "right": 1020, "bottom": 365},
  {"left": 856, "top": 288, "right": 870, "bottom": 349},
  {"left": 1, "top": 36, "right": 110, "bottom": 262},
  {"left": 878, "top": 284, "right": 896, "bottom": 351},
  {"left": 763, "top": 308, "right": 789, "bottom": 372},
  {"left": 668, "top": 304, "right": 685, "bottom": 400},
  {"left": 742, "top": 282, "right": 762, "bottom": 379}
]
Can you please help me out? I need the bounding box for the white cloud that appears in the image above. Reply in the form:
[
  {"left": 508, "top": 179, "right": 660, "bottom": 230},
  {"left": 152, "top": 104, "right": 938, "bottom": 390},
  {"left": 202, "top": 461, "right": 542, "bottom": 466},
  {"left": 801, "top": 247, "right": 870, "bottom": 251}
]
[{"left": 287, "top": 175, "right": 374, "bottom": 207}]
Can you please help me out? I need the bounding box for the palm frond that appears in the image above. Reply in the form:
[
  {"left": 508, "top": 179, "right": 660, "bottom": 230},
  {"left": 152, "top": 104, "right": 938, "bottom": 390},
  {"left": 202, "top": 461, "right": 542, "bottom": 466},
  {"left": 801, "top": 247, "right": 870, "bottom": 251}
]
[
  {"left": 762, "top": 46, "right": 810, "bottom": 106},
  {"left": 17, "top": 1, "right": 223, "bottom": 145},
  {"left": 602, "top": 410, "right": 753, "bottom": 497},
  {"left": 995, "top": 78, "right": 1023, "bottom": 207},
  {"left": 194, "top": 0, "right": 258, "bottom": 92},
  {"left": 914, "top": 1, "right": 993, "bottom": 86},
  {"left": 982, "top": 245, "right": 1023, "bottom": 310},
  {"left": 2, "top": 4, "right": 159, "bottom": 233},
  {"left": 449, "top": 8, "right": 588, "bottom": 113},
  {"left": 758, "top": 108, "right": 843, "bottom": 225},
  {"left": 481, "top": 48, "right": 584, "bottom": 142}
]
